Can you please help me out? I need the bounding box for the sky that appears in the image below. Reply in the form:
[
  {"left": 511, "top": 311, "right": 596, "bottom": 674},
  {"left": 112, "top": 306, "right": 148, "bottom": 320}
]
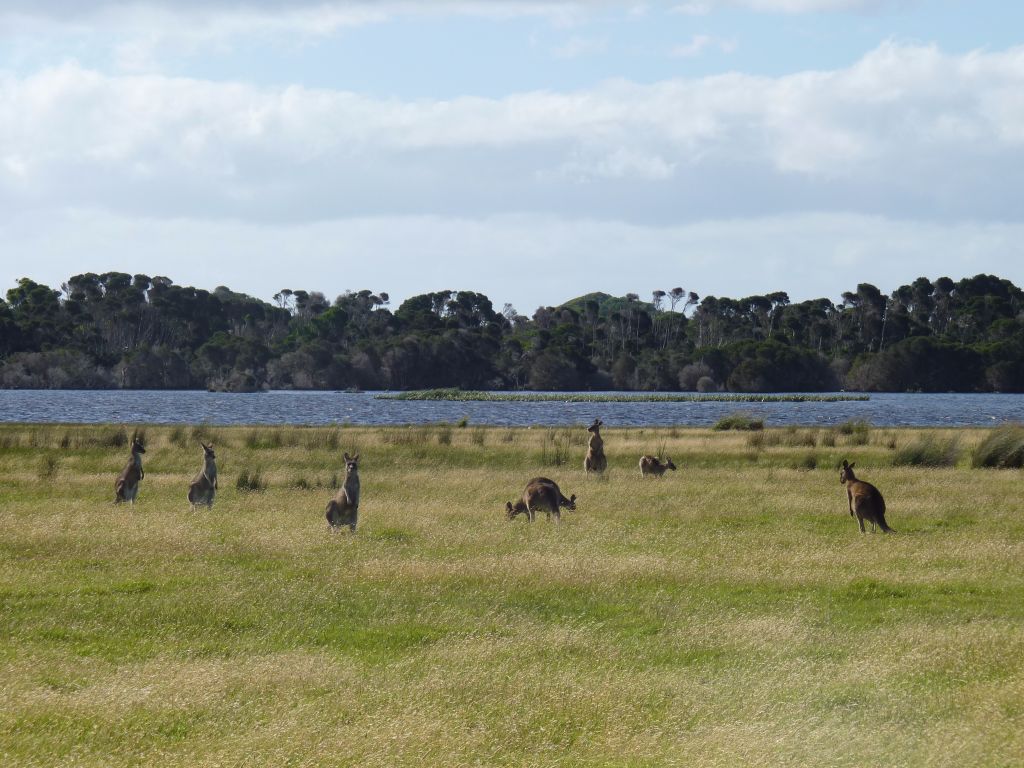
[{"left": 2, "top": 0, "right": 1023, "bottom": 313}]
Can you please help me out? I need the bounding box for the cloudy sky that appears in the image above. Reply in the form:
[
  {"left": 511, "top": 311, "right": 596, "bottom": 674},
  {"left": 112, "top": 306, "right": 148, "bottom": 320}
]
[{"left": 2, "top": 1, "right": 1023, "bottom": 312}]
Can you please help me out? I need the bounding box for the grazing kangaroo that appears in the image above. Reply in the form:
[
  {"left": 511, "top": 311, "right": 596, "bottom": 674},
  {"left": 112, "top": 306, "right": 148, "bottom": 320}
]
[
  {"left": 506, "top": 477, "right": 577, "bottom": 523},
  {"left": 840, "top": 459, "right": 893, "bottom": 533},
  {"left": 584, "top": 419, "right": 607, "bottom": 474},
  {"left": 187, "top": 442, "right": 218, "bottom": 510},
  {"left": 114, "top": 435, "right": 146, "bottom": 505},
  {"left": 639, "top": 455, "right": 676, "bottom": 478},
  {"left": 326, "top": 452, "right": 360, "bottom": 531}
]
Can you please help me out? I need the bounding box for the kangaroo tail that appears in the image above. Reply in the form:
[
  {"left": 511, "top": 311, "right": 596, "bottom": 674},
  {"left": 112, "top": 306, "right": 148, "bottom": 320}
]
[{"left": 878, "top": 516, "right": 895, "bottom": 533}]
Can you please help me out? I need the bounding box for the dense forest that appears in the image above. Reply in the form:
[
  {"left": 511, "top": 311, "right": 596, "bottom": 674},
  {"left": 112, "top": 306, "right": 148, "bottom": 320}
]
[{"left": 1, "top": 272, "right": 1023, "bottom": 393}]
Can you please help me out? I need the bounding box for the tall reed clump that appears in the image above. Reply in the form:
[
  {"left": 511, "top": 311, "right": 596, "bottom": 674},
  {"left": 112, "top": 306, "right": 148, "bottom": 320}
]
[
  {"left": 971, "top": 424, "right": 1024, "bottom": 468},
  {"left": 713, "top": 412, "right": 764, "bottom": 431},
  {"left": 893, "top": 434, "right": 962, "bottom": 467}
]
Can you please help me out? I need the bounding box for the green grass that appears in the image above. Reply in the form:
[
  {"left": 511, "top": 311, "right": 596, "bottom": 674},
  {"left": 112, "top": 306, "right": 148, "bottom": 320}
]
[
  {"left": 1, "top": 423, "right": 1022, "bottom": 767},
  {"left": 378, "top": 388, "right": 870, "bottom": 403}
]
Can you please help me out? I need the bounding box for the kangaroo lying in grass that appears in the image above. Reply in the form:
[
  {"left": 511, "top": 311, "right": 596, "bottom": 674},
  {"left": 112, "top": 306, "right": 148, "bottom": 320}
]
[
  {"left": 114, "top": 435, "right": 146, "bottom": 505},
  {"left": 187, "top": 442, "right": 218, "bottom": 510},
  {"left": 840, "top": 459, "right": 893, "bottom": 533},
  {"left": 584, "top": 419, "right": 607, "bottom": 474},
  {"left": 326, "top": 452, "right": 360, "bottom": 531},
  {"left": 506, "top": 477, "right": 576, "bottom": 524},
  {"left": 639, "top": 455, "right": 676, "bottom": 477}
]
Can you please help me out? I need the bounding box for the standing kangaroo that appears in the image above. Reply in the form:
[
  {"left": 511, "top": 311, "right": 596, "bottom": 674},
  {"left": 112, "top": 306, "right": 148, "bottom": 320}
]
[
  {"left": 639, "top": 455, "right": 676, "bottom": 477},
  {"left": 584, "top": 419, "right": 607, "bottom": 474},
  {"left": 840, "top": 459, "right": 893, "bottom": 533},
  {"left": 187, "top": 442, "right": 218, "bottom": 510},
  {"left": 506, "top": 477, "right": 577, "bottom": 524},
  {"left": 114, "top": 435, "right": 146, "bottom": 505},
  {"left": 326, "top": 452, "right": 360, "bottom": 531}
]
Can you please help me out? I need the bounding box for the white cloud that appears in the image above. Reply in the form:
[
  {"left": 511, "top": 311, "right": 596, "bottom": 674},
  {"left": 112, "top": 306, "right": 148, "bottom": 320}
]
[
  {"left": 2, "top": 42, "right": 1023, "bottom": 228},
  {"left": 672, "top": 0, "right": 899, "bottom": 14},
  {"left": 553, "top": 36, "right": 609, "bottom": 59},
  {"left": 670, "top": 34, "right": 737, "bottom": 58}
]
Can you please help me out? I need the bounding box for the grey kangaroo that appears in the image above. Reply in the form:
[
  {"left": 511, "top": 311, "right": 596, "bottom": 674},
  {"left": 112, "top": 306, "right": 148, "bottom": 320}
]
[
  {"left": 114, "top": 435, "right": 146, "bottom": 505},
  {"left": 584, "top": 419, "right": 607, "bottom": 474},
  {"left": 326, "top": 452, "right": 360, "bottom": 531},
  {"left": 840, "top": 459, "right": 893, "bottom": 533},
  {"left": 506, "top": 477, "right": 577, "bottom": 524},
  {"left": 187, "top": 442, "right": 218, "bottom": 510}
]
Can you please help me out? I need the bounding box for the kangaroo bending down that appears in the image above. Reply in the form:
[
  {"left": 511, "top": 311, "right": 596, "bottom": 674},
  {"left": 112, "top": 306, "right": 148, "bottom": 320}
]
[
  {"left": 187, "top": 442, "right": 218, "bottom": 510},
  {"left": 639, "top": 455, "right": 676, "bottom": 478},
  {"left": 584, "top": 419, "right": 607, "bottom": 474},
  {"left": 114, "top": 435, "right": 146, "bottom": 505},
  {"left": 506, "top": 477, "right": 576, "bottom": 524},
  {"left": 326, "top": 452, "right": 360, "bottom": 531},
  {"left": 839, "top": 459, "right": 893, "bottom": 533}
]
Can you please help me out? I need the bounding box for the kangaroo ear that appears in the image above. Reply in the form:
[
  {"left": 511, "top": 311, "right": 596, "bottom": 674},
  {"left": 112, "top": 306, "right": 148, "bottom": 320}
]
[
  {"left": 352, "top": 454, "right": 359, "bottom": 462},
  {"left": 570, "top": 494, "right": 576, "bottom": 503},
  {"left": 849, "top": 462, "right": 856, "bottom": 469},
  {"left": 841, "top": 459, "right": 849, "bottom": 468},
  {"left": 505, "top": 501, "right": 513, "bottom": 511},
  {"left": 344, "top": 452, "right": 351, "bottom": 461}
]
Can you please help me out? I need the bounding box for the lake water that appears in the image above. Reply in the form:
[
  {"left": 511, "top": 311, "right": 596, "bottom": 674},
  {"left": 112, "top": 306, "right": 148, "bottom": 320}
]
[{"left": 0, "top": 390, "right": 1022, "bottom": 427}]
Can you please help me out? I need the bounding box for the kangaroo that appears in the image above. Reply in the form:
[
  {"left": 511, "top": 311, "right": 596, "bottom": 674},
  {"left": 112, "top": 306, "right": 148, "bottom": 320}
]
[
  {"left": 639, "top": 455, "right": 676, "bottom": 478},
  {"left": 584, "top": 419, "right": 607, "bottom": 474},
  {"left": 326, "top": 452, "right": 360, "bottom": 531},
  {"left": 839, "top": 459, "right": 893, "bottom": 533},
  {"left": 187, "top": 442, "right": 218, "bottom": 510},
  {"left": 506, "top": 477, "right": 576, "bottom": 524},
  {"left": 114, "top": 435, "right": 146, "bottom": 505}
]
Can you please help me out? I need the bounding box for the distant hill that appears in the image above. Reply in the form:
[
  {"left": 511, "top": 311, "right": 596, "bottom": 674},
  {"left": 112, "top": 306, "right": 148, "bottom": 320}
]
[{"left": 560, "top": 292, "right": 663, "bottom": 317}]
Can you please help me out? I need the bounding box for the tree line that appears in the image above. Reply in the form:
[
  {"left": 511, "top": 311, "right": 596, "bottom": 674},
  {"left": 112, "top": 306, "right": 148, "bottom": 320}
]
[{"left": 1, "top": 271, "right": 1022, "bottom": 393}]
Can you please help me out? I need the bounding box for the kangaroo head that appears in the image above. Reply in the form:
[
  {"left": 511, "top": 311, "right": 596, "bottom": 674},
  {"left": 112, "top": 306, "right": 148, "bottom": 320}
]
[
  {"left": 587, "top": 419, "right": 603, "bottom": 434},
  {"left": 665, "top": 457, "right": 677, "bottom": 471},
  {"left": 561, "top": 493, "right": 577, "bottom": 511},
  {"left": 506, "top": 500, "right": 528, "bottom": 519},
  {"left": 343, "top": 452, "right": 360, "bottom": 473},
  {"left": 131, "top": 437, "right": 146, "bottom": 454},
  {"left": 839, "top": 459, "right": 855, "bottom": 484},
  {"left": 202, "top": 442, "right": 216, "bottom": 459}
]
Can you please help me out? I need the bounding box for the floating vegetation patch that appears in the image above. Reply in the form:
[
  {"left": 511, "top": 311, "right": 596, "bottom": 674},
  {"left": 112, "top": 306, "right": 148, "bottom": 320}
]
[{"left": 377, "top": 389, "right": 869, "bottom": 403}]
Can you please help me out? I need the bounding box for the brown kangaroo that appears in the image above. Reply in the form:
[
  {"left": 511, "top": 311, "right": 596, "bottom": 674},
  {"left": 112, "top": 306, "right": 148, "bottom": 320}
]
[
  {"left": 114, "top": 435, "right": 146, "bottom": 504},
  {"left": 506, "top": 477, "right": 577, "bottom": 524},
  {"left": 639, "top": 455, "right": 676, "bottom": 477},
  {"left": 326, "top": 452, "right": 360, "bottom": 531},
  {"left": 584, "top": 419, "right": 607, "bottom": 474},
  {"left": 187, "top": 442, "right": 218, "bottom": 510},
  {"left": 839, "top": 459, "right": 893, "bottom": 533}
]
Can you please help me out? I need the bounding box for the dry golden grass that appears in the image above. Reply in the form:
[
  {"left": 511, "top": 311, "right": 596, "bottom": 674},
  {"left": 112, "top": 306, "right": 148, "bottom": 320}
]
[{"left": 0, "top": 423, "right": 1022, "bottom": 766}]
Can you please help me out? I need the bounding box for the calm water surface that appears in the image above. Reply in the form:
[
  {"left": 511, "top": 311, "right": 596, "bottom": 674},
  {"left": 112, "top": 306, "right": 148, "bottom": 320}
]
[{"left": 1, "top": 390, "right": 1022, "bottom": 427}]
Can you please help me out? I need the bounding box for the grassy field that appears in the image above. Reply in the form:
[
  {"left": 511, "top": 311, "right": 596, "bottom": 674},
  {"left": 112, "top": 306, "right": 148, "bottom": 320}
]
[{"left": 1, "top": 422, "right": 1022, "bottom": 767}]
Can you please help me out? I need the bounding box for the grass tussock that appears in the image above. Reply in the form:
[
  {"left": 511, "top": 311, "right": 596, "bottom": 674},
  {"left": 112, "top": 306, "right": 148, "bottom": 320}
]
[
  {"left": 971, "top": 423, "right": 1024, "bottom": 468},
  {"left": 893, "top": 434, "right": 962, "bottom": 467},
  {"left": 837, "top": 419, "right": 871, "bottom": 445},
  {"left": 235, "top": 468, "right": 267, "bottom": 492}
]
